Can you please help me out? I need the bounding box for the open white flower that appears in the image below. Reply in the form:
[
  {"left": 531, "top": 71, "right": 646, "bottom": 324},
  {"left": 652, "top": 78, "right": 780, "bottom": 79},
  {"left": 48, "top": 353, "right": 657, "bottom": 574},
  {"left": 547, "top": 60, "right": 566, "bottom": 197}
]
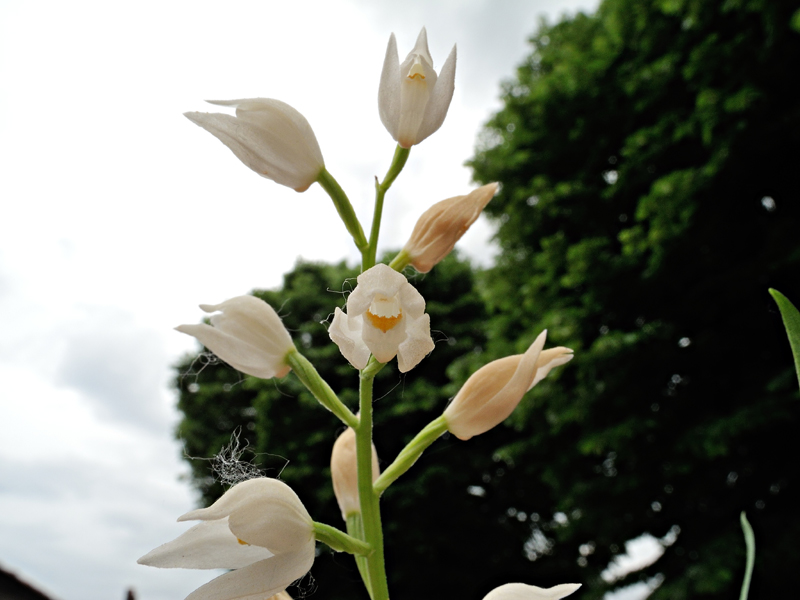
[
  {"left": 329, "top": 264, "right": 434, "bottom": 372},
  {"left": 138, "top": 478, "right": 315, "bottom": 600},
  {"left": 176, "top": 295, "right": 296, "bottom": 379},
  {"left": 443, "top": 330, "right": 573, "bottom": 440},
  {"left": 331, "top": 427, "right": 380, "bottom": 520},
  {"left": 403, "top": 183, "right": 498, "bottom": 273},
  {"left": 379, "top": 27, "right": 457, "bottom": 148},
  {"left": 185, "top": 98, "right": 324, "bottom": 192},
  {"left": 483, "top": 583, "right": 581, "bottom": 600}
]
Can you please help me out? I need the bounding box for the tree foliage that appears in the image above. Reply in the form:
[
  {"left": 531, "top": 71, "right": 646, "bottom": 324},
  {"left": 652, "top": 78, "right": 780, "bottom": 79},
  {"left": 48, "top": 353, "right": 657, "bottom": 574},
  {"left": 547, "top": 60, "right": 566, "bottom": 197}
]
[{"left": 469, "top": 0, "right": 800, "bottom": 598}]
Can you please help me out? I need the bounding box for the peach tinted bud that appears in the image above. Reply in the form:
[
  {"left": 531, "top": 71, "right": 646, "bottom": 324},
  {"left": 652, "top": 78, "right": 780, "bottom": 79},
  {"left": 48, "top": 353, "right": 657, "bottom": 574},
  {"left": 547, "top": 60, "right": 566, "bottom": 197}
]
[
  {"left": 443, "top": 331, "right": 573, "bottom": 440},
  {"left": 403, "top": 183, "right": 498, "bottom": 273},
  {"left": 330, "top": 427, "right": 380, "bottom": 520}
]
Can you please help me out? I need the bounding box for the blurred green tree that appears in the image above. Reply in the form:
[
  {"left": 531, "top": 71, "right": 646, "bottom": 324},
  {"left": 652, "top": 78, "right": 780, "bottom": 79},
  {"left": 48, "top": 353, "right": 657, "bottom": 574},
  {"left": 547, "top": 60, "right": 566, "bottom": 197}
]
[{"left": 469, "top": 0, "right": 800, "bottom": 598}]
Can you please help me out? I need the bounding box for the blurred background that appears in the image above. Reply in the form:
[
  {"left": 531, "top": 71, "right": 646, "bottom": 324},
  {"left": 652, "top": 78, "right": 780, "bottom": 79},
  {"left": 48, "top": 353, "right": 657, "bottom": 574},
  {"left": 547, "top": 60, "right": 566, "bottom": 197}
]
[{"left": 1, "top": 1, "right": 798, "bottom": 599}]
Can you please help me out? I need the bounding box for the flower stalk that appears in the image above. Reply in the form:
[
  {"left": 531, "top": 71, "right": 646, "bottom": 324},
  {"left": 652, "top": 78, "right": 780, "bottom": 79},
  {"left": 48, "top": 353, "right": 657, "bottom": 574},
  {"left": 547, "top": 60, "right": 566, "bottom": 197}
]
[
  {"left": 373, "top": 415, "right": 448, "bottom": 495},
  {"left": 357, "top": 362, "right": 390, "bottom": 600},
  {"left": 364, "top": 145, "right": 411, "bottom": 269},
  {"left": 312, "top": 522, "right": 372, "bottom": 556},
  {"left": 317, "top": 168, "right": 369, "bottom": 252},
  {"left": 285, "top": 349, "right": 358, "bottom": 428}
]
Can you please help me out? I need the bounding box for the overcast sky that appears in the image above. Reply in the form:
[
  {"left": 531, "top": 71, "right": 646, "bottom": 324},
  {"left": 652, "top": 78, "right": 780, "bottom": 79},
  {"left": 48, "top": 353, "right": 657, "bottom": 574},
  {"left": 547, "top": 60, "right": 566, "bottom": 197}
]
[{"left": 0, "top": 2, "right": 636, "bottom": 600}]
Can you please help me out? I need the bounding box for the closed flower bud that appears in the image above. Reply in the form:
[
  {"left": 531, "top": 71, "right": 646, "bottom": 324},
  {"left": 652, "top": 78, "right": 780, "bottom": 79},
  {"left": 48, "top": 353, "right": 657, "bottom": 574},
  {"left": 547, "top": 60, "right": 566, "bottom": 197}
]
[
  {"left": 185, "top": 98, "right": 324, "bottom": 192},
  {"left": 443, "top": 331, "right": 573, "bottom": 440},
  {"left": 379, "top": 28, "right": 457, "bottom": 148},
  {"left": 483, "top": 583, "right": 581, "bottom": 600},
  {"left": 330, "top": 427, "right": 380, "bottom": 520},
  {"left": 403, "top": 183, "right": 498, "bottom": 273},
  {"left": 176, "top": 295, "right": 296, "bottom": 379},
  {"left": 138, "top": 478, "right": 315, "bottom": 600}
]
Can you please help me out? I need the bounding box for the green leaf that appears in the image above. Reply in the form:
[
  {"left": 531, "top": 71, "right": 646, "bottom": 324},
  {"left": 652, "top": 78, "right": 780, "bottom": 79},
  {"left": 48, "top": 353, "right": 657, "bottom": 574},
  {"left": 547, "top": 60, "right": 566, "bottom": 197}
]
[{"left": 769, "top": 288, "right": 800, "bottom": 391}]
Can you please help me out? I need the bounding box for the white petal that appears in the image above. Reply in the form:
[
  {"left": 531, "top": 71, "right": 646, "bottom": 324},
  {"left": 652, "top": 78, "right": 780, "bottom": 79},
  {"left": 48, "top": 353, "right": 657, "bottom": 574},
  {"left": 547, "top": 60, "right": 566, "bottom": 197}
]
[
  {"left": 347, "top": 264, "right": 407, "bottom": 316},
  {"left": 409, "top": 27, "right": 433, "bottom": 66},
  {"left": 175, "top": 324, "right": 290, "bottom": 379},
  {"left": 179, "top": 479, "right": 313, "bottom": 555},
  {"left": 483, "top": 583, "right": 581, "bottom": 600},
  {"left": 329, "top": 308, "right": 370, "bottom": 370},
  {"left": 397, "top": 313, "right": 435, "bottom": 372},
  {"left": 186, "top": 545, "right": 315, "bottom": 600},
  {"left": 415, "top": 44, "right": 457, "bottom": 144},
  {"left": 201, "top": 296, "right": 294, "bottom": 359},
  {"left": 378, "top": 33, "right": 400, "bottom": 139},
  {"left": 137, "top": 518, "right": 272, "bottom": 570},
  {"left": 397, "top": 281, "right": 426, "bottom": 319}
]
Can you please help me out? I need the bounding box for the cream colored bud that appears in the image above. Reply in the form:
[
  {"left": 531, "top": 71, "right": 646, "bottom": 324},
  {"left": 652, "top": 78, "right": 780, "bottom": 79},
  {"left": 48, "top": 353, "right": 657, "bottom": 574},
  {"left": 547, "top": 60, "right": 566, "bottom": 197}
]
[
  {"left": 443, "top": 331, "right": 573, "bottom": 440},
  {"left": 330, "top": 427, "right": 380, "bottom": 520},
  {"left": 403, "top": 183, "right": 498, "bottom": 273}
]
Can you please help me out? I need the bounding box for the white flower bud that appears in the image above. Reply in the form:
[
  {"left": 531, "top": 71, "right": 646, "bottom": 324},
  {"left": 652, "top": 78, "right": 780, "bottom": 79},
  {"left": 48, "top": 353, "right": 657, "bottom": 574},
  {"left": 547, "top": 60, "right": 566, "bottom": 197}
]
[
  {"left": 443, "top": 331, "right": 573, "bottom": 440},
  {"left": 403, "top": 183, "right": 498, "bottom": 273},
  {"left": 330, "top": 427, "right": 380, "bottom": 520},
  {"left": 185, "top": 98, "right": 324, "bottom": 192},
  {"left": 138, "top": 478, "right": 315, "bottom": 600},
  {"left": 176, "top": 295, "right": 296, "bottom": 379},
  {"left": 379, "top": 28, "right": 457, "bottom": 148}
]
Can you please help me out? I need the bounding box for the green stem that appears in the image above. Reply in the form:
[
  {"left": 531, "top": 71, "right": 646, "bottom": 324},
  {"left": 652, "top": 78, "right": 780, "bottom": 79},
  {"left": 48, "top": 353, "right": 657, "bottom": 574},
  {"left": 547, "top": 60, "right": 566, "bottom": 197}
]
[
  {"left": 739, "top": 512, "right": 755, "bottom": 600},
  {"left": 363, "top": 145, "right": 411, "bottom": 269},
  {"left": 313, "top": 521, "right": 372, "bottom": 555},
  {"left": 317, "top": 168, "right": 368, "bottom": 252},
  {"left": 388, "top": 249, "right": 412, "bottom": 273},
  {"left": 357, "top": 366, "right": 390, "bottom": 600},
  {"left": 285, "top": 350, "right": 359, "bottom": 428},
  {"left": 346, "top": 513, "right": 373, "bottom": 599},
  {"left": 373, "top": 416, "right": 448, "bottom": 495}
]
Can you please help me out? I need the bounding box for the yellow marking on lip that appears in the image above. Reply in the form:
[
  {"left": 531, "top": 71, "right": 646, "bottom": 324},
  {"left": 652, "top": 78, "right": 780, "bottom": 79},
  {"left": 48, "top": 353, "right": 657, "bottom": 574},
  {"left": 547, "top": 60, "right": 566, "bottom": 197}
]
[
  {"left": 408, "top": 72, "right": 425, "bottom": 80},
  {"left": 237, "top": 538, "right": 250, "bottom": 546},
  {"left": 366, "top": 309, "right": 403, "bottom": 333}
]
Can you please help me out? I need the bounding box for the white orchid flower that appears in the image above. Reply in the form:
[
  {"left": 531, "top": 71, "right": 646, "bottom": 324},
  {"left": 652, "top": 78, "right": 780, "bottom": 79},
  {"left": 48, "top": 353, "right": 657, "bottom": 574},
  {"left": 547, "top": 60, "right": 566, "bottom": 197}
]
[
  {"left": 176, "top": 295, "right": 296, "bottom": 379},
  {"left": 331, "top": 427, "right": 380, "bottom": 520},
  {"left": 402, "top": 182, "right": 498, "bottom": 273},
  {"left": 443, "top": 330, "right": 573, "bottom": 440},
  {"left": 185, "top": 98, "right": 324, "bottom": 192},
  {"left": 329, "top": 264, "right": 434, "bottom": 372},
  {"left": 138, "top": 478, "right": 315, "bottom": 600},
  {"left": 379, "top": 27, "right": 457, "bottom": 148},
  {"left": 483, "top": 583, "right": 581, "bottom": 600}
]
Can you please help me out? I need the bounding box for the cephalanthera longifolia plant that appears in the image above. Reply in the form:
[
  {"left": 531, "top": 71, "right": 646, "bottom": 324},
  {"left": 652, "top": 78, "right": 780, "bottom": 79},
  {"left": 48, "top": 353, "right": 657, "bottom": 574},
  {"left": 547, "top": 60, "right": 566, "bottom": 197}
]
[{"left": 139, "top": 28, "right": 579, "bottom": 600}]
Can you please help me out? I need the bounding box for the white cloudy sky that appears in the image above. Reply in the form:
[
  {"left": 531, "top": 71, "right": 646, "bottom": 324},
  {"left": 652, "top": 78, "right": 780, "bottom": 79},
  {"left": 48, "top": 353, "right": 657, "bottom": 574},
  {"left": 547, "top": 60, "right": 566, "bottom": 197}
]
[{"left": 0, "top": 1, "right": 610, "bottom": 599}]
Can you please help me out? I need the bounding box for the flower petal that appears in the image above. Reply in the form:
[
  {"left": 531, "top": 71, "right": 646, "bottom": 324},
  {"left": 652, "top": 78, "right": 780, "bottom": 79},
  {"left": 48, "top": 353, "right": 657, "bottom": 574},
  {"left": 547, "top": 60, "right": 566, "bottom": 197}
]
[
  {"left": 175, "top": 323, "right": 290, "bottom": 379},
  {"left": 483, "top": 583, "right": 581, "bottom": 600},
  {"left": 378, "top": 33, "right": 401, "bottom": 140},
  {"left": 137, "top": 518, "right": 273, "bottom": 570},
  {"left": 185, "top": 545, "right": 315, "bottom": 600},
  {"left": 397, "top": 314, "right": 435, "bottom": 373},
  {"left": 329, "top": 309, "right": 370, "bottom": 370},
  {"left": 529, "top": 347, "right": 574, "bottom": 389},
  {"left": 361, "top": 316, "right": 407, "bottom": 364},
  {"left": 416, "top": 43, "right": 457, "bottom": 144},
  {"left": 200, "top": 297, "right": 294, "bottom": 360}
]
